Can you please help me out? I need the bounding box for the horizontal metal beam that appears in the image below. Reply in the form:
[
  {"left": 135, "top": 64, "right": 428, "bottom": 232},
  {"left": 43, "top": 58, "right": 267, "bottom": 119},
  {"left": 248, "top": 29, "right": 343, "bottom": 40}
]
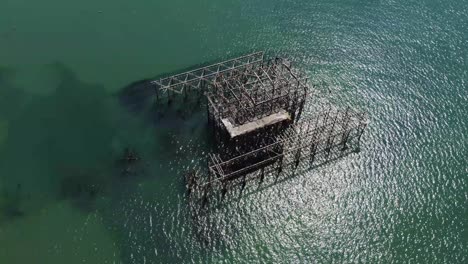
[{"left": 151, "top": 51, "right": 264, "bottom": 94}]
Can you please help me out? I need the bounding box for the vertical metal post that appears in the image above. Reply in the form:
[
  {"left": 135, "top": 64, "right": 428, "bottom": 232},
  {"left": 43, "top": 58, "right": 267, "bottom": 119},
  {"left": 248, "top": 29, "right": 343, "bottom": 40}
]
[
  {"left": 260, "top": 167, "right": 265, "bottom": 183},
  {"left": 340, "top": 107, "right": 351, "bottom": 151},
  {"left": 167, "top": 89, "right": 172, "bottom": 106},
  {"left": 155, "top": 86, "right": 159, "bottom": 104},
  {"left": 241, "top": 174, "right": 246, "bottom": 193},
  {"left": 221, "top": 182, "right": 227, "bottom": 200}
]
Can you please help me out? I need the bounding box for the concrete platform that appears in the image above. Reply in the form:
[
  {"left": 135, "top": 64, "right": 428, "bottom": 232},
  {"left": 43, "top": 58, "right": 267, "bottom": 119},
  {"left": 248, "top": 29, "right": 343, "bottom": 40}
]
[{"left": 221, "top": 110, "right": 291, "bottom": 138}]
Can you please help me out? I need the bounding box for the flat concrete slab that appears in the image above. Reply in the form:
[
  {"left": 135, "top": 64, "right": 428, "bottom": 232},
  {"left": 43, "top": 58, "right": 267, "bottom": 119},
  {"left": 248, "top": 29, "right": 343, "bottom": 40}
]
[{"left": 221, "top": 110, "right": 291, "bottom": 138}]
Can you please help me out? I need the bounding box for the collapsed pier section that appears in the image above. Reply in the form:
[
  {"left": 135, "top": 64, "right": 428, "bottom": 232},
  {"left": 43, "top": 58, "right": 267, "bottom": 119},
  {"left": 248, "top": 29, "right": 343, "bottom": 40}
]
[
  {"left": 147, "top": 51, "right": 368, "bottom": 205},
  {"left": 204, "top": 106, "right": 368, "bottom": 192},
  {"left": 206, "top": 57, "right": 308, "bottom": 159}
]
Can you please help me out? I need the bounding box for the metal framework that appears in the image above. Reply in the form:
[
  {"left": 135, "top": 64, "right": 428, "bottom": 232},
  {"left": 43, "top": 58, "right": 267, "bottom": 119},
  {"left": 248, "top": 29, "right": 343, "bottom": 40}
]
[
  {"left": 209, "top": 107, "right": 366, "bottom": 182},
  {"left": 187, "top": 106, "right": 368, "bottom": 204},
  {"left": 206, "top": 58, "right": 308, "bottom": 126},
  {"left": 146, "top": 51, "right": 368, "bottom": 207},
  {"left": 151, "top": 52, "right": 264, "bottom": 94}
]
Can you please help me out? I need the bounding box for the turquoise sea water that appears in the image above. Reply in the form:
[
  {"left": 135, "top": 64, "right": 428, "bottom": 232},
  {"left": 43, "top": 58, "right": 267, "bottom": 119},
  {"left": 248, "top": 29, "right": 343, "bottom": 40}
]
[{"left": 0, "top": 0, "right": 467, "bottom": 263}]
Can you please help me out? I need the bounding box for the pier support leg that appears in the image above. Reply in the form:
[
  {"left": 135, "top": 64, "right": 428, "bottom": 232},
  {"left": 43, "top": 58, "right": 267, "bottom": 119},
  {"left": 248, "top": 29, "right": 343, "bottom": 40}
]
[
  {"left": 294, "top": 150, "right": 301, "bottom": 169},
  {"left": 260, "top": 167, "right": 265, "bottom": 184},
  {"left": 167, "top": 90, "right": 173, "bottom": 106},
  {"left": 309, "top": 143, "right": 317, "bottom": 166},
  {"left": 201, "top": 189, "right": 208, "bottom": 208},
  {"left": 154, "top": 87, "right": 159, "bottom": 106},
  {"left": 325, "top": 136, "right": 333, "bottom": 160},
  {"left": 241, "top": 175, "right": 246, "bottom": 192},
  {"left": 276, "top": 156, "right": 283, "bottom": 182},
  {"left": 341, "top": 131, "right": 350, "bottom": 151},
  {"left": 296, "top": 99, "right": 305, "bottom": 122},
  {"left": 221, "top": 183, "right": 227, "bottom": 200}
]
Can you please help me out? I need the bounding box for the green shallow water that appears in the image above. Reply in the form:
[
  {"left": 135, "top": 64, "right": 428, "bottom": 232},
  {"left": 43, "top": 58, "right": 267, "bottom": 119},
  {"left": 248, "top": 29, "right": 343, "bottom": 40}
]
[{"left": 0, "top": 0, "right": 467, "bottom": 263}]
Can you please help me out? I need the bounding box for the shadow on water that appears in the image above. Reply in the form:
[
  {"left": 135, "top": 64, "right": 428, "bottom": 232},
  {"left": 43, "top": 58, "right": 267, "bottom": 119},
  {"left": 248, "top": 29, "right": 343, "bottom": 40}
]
[
  {"left": 118, "top": 79, "right": 155, "bottom": 114},
  {"left": 0, "top": 67, "right": 27, "bottom": 121},
  {"left": 117, "top": 54, "right": 253, "bottom": 133},
  {"left": 0, "top": 62, "right": 213, "bottom": 262},
  {"left": 0, "top": 68, "right": 28, "bottom": 223},
  {"left": 0, "top": 63, "right": 179, "bottom": 261},
  {"left": 0, "top": 184, "right": 24, "bottom": 223},
  {"left": 185, "top": 147, "right": 363, "bottom": 251},
  {"left": 118, "top": 77, "right": 206, "bottom": 133},
  {"left": 0, "top": 63, "right": 127, "bottom": 217},
  {"left": 57, "top": 166, "right": 109, "bottom": 212},
  {"left": 111, "top": 69, "right": 218, "bottom": 262}
]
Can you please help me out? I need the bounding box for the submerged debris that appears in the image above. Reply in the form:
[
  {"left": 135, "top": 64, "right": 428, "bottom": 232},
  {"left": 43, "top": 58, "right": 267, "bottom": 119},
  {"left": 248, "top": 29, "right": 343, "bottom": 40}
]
[
  {"left": 118, "top": 147, "right": 141, "bottom": 176},
  {"left": 0, "top": 183, "right": 24, "bottom": 220}
]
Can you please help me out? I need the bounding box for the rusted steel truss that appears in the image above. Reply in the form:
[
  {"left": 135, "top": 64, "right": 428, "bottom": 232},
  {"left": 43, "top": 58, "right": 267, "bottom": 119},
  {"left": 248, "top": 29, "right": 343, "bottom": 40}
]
[
  {"left": 148, "top": 51, "right": 368, "bottom": 205},
  {"left": 206, "top": 57, "right": 308, "bottom": 126},
  {"left": 151, "top": 52, "right": 264, "bottom": 94},
  {"left": 187, "top": 106, "right": 368, "bottom": 204}
]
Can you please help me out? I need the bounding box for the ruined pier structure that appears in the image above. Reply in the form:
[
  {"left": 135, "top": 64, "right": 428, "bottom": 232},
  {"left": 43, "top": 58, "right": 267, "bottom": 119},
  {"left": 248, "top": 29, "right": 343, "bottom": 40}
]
[{"left": 150, "top": 51, "right": 368, "bottom": 203}]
